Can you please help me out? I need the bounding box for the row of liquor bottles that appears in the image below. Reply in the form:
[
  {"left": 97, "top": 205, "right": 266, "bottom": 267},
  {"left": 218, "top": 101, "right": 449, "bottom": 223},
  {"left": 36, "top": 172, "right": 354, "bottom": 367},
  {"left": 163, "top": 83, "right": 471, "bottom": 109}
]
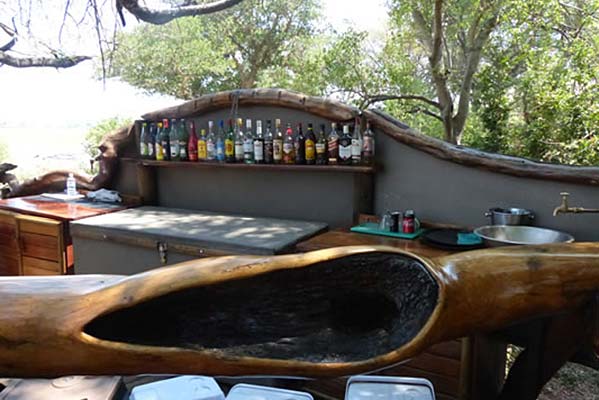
[{"left": 138, "top": 117, "right": 375, "bottom": 165}]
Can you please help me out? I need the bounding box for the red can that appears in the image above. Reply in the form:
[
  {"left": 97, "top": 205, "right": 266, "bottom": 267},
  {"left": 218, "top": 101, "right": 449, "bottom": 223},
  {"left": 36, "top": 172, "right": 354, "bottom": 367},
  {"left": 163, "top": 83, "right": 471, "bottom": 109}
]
[{"left": 403, "top": 210, "right": 416, "bottom": 234}]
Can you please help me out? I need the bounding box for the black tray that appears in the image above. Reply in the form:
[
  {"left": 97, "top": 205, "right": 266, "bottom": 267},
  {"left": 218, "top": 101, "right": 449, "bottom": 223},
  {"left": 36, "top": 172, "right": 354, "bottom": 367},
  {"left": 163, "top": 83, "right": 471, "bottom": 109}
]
[{"left": 420, "top": 228, "right": 485, "bottom": 251}]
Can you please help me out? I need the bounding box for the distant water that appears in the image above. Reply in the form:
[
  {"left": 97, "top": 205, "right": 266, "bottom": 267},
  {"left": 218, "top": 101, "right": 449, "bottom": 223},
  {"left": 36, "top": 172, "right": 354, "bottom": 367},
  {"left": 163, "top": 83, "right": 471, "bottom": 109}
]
[{"left": 0, "top": 126, "right": 91, "bottom": 181}]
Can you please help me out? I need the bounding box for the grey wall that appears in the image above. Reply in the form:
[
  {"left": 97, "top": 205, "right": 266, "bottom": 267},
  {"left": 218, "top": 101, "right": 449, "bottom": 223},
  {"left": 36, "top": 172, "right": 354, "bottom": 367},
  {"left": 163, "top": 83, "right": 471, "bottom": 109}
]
[{"left": 375, "top": 133, "right": 599, "bottom": 240}]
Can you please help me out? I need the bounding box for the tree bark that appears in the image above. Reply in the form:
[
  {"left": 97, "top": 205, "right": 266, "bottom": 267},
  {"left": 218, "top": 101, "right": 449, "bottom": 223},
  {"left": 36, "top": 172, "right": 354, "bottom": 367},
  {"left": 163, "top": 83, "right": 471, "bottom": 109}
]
[{"left": 117, "top": 0, "right": 245, "bottom": 25}]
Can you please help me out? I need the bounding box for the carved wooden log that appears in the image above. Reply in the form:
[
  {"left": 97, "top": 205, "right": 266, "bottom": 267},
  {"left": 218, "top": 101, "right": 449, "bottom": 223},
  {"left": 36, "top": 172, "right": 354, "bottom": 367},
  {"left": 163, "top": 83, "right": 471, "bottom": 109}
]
[
  {"left": 8, "top": 124, "right": 134, "bottom": 197},
  {"left": 1, "top": 244, "right": 599, "bottom": 379}
]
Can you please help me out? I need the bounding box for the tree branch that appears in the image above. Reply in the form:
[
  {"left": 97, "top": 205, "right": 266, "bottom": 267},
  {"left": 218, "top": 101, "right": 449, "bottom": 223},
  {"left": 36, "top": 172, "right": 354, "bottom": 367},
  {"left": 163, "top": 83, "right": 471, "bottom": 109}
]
[
  {"left": 0, "top": 51, "right": 90, "bottom": 68},
  {"left": 364, "top": 94, "right": 441, "bottom": 109},
  {"left": 409, "top": 106, "right": 443, "bottom": 122},
  {"left": 118, "top": 0, "right": 245, "bottom": 25}
]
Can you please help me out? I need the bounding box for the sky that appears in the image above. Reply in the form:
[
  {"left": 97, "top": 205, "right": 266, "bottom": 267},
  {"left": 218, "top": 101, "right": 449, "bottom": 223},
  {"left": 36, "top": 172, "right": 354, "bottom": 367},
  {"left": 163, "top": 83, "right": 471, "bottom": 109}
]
[{"left": 0, "top": 0, "right": 388, "bottom": 177}]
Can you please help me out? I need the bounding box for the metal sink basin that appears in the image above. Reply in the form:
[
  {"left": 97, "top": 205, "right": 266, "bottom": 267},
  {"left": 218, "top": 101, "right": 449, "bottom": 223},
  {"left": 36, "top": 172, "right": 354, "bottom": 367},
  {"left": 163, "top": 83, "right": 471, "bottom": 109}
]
[{"left": 474, "top": 225, "right": 575, "bottom": 247}]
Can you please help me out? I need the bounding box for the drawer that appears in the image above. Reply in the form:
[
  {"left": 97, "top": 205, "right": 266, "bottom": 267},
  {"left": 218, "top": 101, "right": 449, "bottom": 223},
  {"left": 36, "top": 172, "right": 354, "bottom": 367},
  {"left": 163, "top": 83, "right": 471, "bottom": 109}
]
[
  {"left": 22, "top": 256, "right": 61, "bottom": 275},
  {"left": 20, "top": 232, "right": 60, "bottom": 261},
  {"left": 19, "top": 217, "right": 61, "bottom": 236}
]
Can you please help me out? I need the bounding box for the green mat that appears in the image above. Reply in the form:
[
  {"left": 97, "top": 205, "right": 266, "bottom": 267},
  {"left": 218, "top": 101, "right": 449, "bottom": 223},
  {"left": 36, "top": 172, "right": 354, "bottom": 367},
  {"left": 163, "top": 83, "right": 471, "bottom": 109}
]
[{"left": 350, "top": 222, "right": 424, "bottom": 240}]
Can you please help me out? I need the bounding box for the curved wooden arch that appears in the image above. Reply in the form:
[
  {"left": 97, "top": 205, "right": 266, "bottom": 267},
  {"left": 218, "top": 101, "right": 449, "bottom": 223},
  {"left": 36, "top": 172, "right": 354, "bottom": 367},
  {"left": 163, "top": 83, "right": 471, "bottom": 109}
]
[{"left": 10, "top": 88, "right": 599, "bottom": 196}]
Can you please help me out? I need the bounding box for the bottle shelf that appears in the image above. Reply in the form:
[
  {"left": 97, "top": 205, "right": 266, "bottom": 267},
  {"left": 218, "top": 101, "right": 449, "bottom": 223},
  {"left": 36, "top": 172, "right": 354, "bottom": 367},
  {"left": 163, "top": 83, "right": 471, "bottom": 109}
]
[{"left": 122, "top": 158, "right": 375, "bottom": 174}]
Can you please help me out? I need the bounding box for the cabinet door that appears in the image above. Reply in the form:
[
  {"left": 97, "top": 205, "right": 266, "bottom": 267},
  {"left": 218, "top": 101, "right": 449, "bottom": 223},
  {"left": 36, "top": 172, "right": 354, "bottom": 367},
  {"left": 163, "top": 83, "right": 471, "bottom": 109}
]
[
  {"left": 17, "top": 215, "right": 64, "bottom": 275},
  {"left": 0, "top": 211, "right": 20, "bottom": 275}
]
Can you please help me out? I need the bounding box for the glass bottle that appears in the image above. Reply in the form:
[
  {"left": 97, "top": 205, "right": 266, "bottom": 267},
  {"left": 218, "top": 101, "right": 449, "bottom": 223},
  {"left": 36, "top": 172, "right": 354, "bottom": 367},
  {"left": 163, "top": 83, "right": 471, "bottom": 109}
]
[
  {"left": 147, "top": 122, "right": 156, "bottom": 160},
  {"left": 169, "top": 119, "right": 180, "bottom": 161},
  {"left": 294, "top": 123, "right": 306, "bottom": 165},
  {"left": 327, "top": 122, "right": 339, "bottom": 165},
  {"left": 264, "top": 120, "right": 274, "bottom": 164},
  {"left": 316, "top": 123, "right": 327, "bottom": 165},
  {"left": 178, "top": 118, "right": 189, "bottom": 161},
  {"left": 362, "top": 120, "right": 375, "bottom": 165},
  {"left": 351, "top": 117, "right": 363, "bottom": 165},
  {"left": 155, "top": 121, "right": 164, "bottom": 161},
  {"left": 273, "top": 118, "right": 283, "bottom": 164},
  {"left": 234, "top": 118, "right": 244, "bottom": 162},
  {"left": 139, "top": 122, "right": 148, "bottom": 158},
  {"left": 339, "top": 124, "right": 352, "bottom": 165},
  {"left": 198, "top": 128, "right": 207, "bottom": 161},
  {"left": 160, "top": 119, "right": 171, "bottom": 161},
  {"left": 244, "top": 118, "right": 254, "bottom": 164},
  {"left": 226, "top": 119, "right": 236, "bottom": 163},
  {"left": 254, "top": 120, "right": 264, "bottom": 164},
  {"left": 282, "top": 123, "right": 295, "bottom": 164},
  {"left": 206, "top": 120, "right": 216, "bottom": 162},
  {"left": 188, "top": 120, "right": 198, "bottom": 162},
  {"left": 216, "top": 120, "right": 226, "bottom": 163},
  {"left": 305, "top": 123, "right": 316, "bottom": 165}
]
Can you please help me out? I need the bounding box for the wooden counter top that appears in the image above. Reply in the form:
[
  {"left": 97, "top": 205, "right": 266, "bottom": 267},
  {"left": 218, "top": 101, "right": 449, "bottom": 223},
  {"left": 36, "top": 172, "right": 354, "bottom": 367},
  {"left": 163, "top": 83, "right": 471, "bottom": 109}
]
[
  {"left": 0, "top": 195, "right": 130, "bottom": 222},
  {"left": 295, "top": 229, "right": 454, "bottom": 258}
]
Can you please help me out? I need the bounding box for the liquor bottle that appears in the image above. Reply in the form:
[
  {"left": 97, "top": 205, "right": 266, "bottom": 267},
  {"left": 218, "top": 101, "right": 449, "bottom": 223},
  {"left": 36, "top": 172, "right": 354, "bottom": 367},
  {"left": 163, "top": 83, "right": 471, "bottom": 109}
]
[
  {"left": 206, "top": 120, "right": 216, "bottom": 162},
  {"left": 316, "top": 123, "right": 327, "bottom": 165},
  {"left": 351, "top": 117, "right": 363, "bottom": 165},
  {"left": 305, "top": 123, "right": 316, "bottom": 165},
  {"left": 147, "top": 122, "right": 156, "bottom": 160},
  {"left": 264, "top": 120, "right": 274, "bottom": 164},
  {"left": 339, "top": 124, "right": 352, "bottom": 165},
  {"left": 362, "top": 120, "right": 375, "bottom": 165},
  {"left": 178, "top": 118, "right": 189, "bottom": 161},
  {"left": 234, "top": 118, "right": 244, "bottom": 162},
  {"left": 294, "top": 123, "right": 306, "bottom": 165},
  {"left": 216, "top": 120, "right": 226, "bottom": 163},
  {"left": 169, "top": 119, "right": 180, "bottom": 161},
  {"left": 188, "top": 120, "right": 198, "bottom": 162},
  {"left": 198, "top": 128, "right": 208, "bottom": 161},
  {"left": 160, "top": 118, "right": 171, "bottom": 161},
  {"left": 273, "top": 118, "right": 283, "bottom": 164},
  {"left": 282, "top": 123, "right": 295, "bottom": 164},
  {"left": 225, "top": 119, "right": 236, "bottom": 163},
  {"left": 327, "top": 122, "right": 339, "bottom": 165},
  {"left": 243, "top": 119, "right": 254, "bottom": 164},
  {"left": 139, "top": 122, "right": 149, "bottom": 158},
  {"left": 155, "top": 121, "right": 164, "bottom": 161},
  {"left": 254, "top": 120, "right": 264, "bottom": 164}
]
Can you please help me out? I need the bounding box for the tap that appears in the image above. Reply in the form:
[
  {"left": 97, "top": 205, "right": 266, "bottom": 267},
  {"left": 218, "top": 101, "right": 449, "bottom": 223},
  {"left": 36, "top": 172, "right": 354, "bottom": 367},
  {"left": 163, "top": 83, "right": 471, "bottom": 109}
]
[{"left": 553, "top": 192, "right": 599, "bottom": 216}]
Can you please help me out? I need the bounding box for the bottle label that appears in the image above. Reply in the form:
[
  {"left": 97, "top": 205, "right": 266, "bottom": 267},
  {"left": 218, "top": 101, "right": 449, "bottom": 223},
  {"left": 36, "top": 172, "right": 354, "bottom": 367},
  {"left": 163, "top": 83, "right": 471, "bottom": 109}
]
[
  {"left": 235, "top": 143, "right": 244, "bottom": 160},
  {"left": 148, "top": 145, "right": 154, "bottom": 157},
  {"left": 243, "top": 139, "right": 253, "bottom": 153},
  {"left": 305, "top": 140, "right": 315, "bottom": 160},
  {"left": 339, "top": 144, "right": 351, "bottom": 160},
  {"left": 198, "top": 141, "right": 207, "bottom": 159},
  {"left": 207, "top": 141, "right": 215, "bottom": 156},
  {"left": 283, "top": 142, "right": 293, "bottom": 155},
  {"left": 264, "top": 142, "right": 273, "bottom": 162},
  {"left": 225, "top": 139, "right": 234, "bottom": 156},
  {"left": 156, "top": 144, "right": 164, "bottom": 160},
  {"left": 254, "top": 141, "right": 264, "bottom": 160},
  {"left": 273, "top": 140, "right": 283, "bottom": 160},
  {"left": 189, "top": 148, "right": 198, "bottom": 161},
  {"left": 171, "top": 143, "right": 179, "bottom": 158},
  {"left": 316, "top": 142, "right": 326, "bottom": 154},
  {"left": 351, "top": 139, "right": 361, "bottom": 157},
  {"left": 140, "top": 142, "right": 148, "bottom": 156}
]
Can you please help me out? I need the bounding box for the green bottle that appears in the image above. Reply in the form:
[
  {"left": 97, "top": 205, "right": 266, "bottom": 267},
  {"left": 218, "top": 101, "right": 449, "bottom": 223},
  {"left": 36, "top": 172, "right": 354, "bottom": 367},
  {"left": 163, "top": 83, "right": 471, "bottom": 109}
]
[
  {"left": 178, "top": 118, "right": 189, "bottom": 161},
  {"left": 169, "top": 118, "right": 180, "bottom": 161}
]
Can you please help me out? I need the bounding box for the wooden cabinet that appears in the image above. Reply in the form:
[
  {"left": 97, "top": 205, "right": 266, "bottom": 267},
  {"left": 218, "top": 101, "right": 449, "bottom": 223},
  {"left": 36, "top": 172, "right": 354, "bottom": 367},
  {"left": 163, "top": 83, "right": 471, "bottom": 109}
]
[{"left": 0, "top": 210, "right": 68, "bottom": 276}]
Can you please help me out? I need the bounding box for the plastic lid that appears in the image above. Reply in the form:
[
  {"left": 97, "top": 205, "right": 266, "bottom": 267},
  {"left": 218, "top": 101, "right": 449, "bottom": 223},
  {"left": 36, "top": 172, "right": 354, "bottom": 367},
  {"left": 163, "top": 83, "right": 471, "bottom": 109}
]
[{"left": 226, "top": 384, "right": 313, "bottom": 400}]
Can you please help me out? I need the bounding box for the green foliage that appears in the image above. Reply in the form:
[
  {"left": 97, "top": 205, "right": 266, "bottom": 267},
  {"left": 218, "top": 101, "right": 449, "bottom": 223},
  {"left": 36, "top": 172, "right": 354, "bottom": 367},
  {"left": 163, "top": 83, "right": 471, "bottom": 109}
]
[
  {"left": 84, "top": 117, "right": 132, "bottom": 162},
  {"left": 110, "top": 0, "right": 321, "bottom": 99}
]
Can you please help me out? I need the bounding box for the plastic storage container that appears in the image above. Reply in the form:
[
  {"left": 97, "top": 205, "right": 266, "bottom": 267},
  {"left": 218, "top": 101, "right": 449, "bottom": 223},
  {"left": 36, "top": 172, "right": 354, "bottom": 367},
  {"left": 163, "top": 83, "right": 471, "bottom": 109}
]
[
  {"left": 226, "top": 384, "right": 313, "bottom": 400},
  {"left": 345, "top": 375, "right": 435, "bottom": 400},
  {"left": 130, "top": 376, "right": 224, "bottom": 400}
]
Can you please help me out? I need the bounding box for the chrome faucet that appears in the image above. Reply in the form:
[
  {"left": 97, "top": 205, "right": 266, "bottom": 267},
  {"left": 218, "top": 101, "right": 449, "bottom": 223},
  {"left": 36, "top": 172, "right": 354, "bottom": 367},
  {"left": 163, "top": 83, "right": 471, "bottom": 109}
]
[{"left": 553, "top": 192, "right": 599, "bottom": 216}]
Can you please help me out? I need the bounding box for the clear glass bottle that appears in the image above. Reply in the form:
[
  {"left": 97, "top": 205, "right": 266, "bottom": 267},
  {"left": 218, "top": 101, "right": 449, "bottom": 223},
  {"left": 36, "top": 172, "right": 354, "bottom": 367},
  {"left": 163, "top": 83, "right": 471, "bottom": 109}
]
[
  {"left": 339, "top": 124, "right": 352, "bottom": 165},
  {"left": 206, "top": 120, "right": 216, "bottom": 162},
  {"left": 254, "top": 120, "right": 264, "bottom": 164},
  {"left": 351, "top": 117, "right": 363, "bottom": 165},
  {"left": 244, "top": 118, "right": 254, "bottom": 164},
  {"left": 234, "top": 118, "right": 244, "bottom": 162},
  {"left": 216, "top": 120, "right": 226, "bottom": 163},
  {"left": 273, "top": 118, "right": 283, "bottom": 164}
]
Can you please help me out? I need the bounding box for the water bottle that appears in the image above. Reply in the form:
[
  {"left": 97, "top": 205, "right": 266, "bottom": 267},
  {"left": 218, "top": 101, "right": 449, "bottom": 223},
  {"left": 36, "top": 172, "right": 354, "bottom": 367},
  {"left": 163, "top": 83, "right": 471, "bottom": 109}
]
[{"left": 66, "top": 173, "right": 77, "bottom": 196}]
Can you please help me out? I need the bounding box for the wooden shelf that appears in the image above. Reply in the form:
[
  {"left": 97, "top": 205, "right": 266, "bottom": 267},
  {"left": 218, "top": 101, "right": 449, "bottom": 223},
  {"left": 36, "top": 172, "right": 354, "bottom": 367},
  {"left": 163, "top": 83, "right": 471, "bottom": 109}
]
[{"left": 121, "top": 158, "right": 375, "bottom": 174}]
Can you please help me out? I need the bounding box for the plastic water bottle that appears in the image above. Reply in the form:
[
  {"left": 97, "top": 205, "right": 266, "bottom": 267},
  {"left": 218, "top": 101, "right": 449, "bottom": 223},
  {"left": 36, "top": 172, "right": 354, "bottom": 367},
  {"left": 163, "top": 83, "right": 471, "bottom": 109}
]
[{"left": 66, "top": 173, "right": 77, "bottom": 196}]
